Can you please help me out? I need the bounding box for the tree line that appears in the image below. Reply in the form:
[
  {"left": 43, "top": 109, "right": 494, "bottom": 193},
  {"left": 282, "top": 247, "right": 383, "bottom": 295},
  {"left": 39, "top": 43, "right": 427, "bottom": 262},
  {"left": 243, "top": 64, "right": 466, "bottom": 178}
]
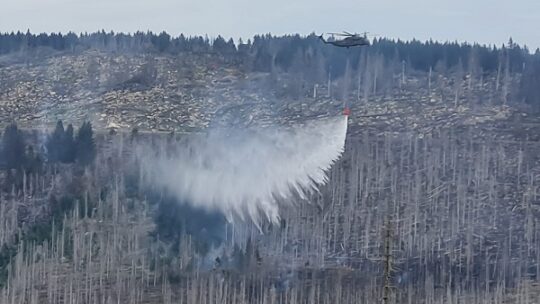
[
  {"left": 1, "top": 30, "right": 540, "bottom": 108},
  {"left": 1, "top": 31, "right": 537, "bottom": 74}
]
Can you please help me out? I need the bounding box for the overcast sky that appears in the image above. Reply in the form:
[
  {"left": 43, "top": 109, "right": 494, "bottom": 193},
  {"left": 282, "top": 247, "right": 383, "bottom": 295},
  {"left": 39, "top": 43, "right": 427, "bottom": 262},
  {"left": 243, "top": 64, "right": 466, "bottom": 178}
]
[{"left": 1, "top": 0, "right": 539, "bottom": 49}]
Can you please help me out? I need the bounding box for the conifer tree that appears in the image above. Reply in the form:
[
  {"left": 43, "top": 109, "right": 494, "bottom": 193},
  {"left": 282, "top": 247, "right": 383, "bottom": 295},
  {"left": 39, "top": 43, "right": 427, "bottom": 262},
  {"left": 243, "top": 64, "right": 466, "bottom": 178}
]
[
  {"left": 61, "top": 123, "right": 76, "bottom": 163},
  {"left": 1, "top": 123, "right": 26, "bottom": 169},
  {"left": 75, "top": 121, "right": 96, "bottom": 166},
  {"left": 25, "top": 145, "right": 43, "bottom": 174},
  {"left": 46, "top": 120, "right": 65, "bottom": 162}
]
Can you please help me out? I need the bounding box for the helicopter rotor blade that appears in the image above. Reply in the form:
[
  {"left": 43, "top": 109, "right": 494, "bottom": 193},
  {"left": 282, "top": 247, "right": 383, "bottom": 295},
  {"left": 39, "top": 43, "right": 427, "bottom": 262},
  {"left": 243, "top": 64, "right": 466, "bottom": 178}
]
[{"left": 326, "top": 32, "right": 351, "bottom": 36}]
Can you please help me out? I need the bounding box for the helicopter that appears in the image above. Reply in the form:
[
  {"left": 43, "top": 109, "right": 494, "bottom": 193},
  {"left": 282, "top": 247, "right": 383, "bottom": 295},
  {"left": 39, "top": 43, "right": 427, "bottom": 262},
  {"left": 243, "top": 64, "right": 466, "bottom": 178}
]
[{"left": 318, "top": 31, "right": 371, "bottom": 48}]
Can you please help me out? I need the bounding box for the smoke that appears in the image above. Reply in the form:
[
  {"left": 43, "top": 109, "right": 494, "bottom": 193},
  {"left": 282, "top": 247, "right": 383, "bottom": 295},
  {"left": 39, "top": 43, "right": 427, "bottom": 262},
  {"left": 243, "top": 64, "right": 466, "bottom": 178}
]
[{"left": 141, "top": 115, "right": 348, "bottom": 226}]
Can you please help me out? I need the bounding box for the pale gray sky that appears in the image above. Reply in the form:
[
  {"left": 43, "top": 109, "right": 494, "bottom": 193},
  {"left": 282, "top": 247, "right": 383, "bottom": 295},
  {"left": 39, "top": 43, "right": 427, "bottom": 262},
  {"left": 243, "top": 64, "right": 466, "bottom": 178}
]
[{"left": 1, "top": 0, "right": 539, "bottom": 49}]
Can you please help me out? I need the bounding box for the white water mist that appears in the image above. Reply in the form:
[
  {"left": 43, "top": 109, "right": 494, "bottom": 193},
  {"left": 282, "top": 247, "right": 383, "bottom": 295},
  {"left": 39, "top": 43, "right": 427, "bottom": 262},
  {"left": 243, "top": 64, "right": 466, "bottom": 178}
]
[{"left": 141, "top": 115, "right": 348, "bottom": 226}]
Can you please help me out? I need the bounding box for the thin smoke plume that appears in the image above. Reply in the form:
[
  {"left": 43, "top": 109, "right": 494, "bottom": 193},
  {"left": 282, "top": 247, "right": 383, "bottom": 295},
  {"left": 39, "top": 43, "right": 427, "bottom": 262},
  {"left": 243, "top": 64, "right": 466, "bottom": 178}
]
[{"left": 141, "top": 115, "right": 348, "bottom": 226}]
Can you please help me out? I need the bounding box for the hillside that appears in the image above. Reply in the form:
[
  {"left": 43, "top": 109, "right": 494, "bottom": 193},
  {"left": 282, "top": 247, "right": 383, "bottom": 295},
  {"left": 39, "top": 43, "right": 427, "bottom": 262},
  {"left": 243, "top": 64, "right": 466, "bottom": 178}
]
[{"left": 0, "top": 33, "right": 540, "bottom": 303}]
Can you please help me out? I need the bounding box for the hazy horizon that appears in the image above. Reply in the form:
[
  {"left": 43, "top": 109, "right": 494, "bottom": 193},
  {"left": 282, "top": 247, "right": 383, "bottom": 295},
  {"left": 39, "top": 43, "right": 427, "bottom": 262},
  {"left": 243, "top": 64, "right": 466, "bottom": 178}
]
[{"left": 1, "top": 0, "right": 539, "bottom": 50}]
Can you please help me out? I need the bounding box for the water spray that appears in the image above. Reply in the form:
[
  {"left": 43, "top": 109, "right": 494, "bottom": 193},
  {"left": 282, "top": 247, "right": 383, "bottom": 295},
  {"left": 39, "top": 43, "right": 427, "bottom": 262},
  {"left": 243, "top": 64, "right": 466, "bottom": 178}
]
[{"left": 141, "top": 113, "right": 349, "bottom": 227}]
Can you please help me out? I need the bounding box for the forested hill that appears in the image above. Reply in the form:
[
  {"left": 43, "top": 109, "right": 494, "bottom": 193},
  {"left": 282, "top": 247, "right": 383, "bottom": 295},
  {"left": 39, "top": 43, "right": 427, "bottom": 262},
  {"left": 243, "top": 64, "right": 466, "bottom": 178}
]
[
  {"left": 2, "top": 31, "right": 540, "bottom": 109},
  {"left": 3, "top": 31, "right": 540, "bottom": 303},
  {"left": 0, "top": 31, "right": 536, "bottom": 73}
]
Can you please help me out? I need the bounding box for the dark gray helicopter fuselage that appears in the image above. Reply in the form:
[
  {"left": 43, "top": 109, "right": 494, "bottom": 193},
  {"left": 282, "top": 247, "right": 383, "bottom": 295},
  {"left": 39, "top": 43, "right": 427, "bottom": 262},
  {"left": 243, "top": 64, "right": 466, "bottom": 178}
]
[{"left": 318, "top": 34, "right": 370, "bottom": 48}]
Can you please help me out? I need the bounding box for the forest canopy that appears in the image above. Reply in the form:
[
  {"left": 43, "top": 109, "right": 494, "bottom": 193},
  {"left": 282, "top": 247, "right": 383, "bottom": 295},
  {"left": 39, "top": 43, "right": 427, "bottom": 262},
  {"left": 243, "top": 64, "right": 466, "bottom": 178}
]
[{"left": 0, "top": 31, "right": 536, "bottom": 73}]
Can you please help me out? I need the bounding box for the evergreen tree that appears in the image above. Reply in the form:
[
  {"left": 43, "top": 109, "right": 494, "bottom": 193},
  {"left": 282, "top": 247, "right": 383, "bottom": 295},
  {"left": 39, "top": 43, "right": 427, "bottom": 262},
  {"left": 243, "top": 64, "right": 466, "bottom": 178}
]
[
  {"left": 1, "top": 123, "right": 26, "bottom": 169},
  {"left": 25, "top": 145, "right": 43, "bottom": 174},
  {"left": 75, "top": 121, "right": 96, "bottom": 166},
  {"left": 46, "top": 120, "right": 65, "bottom": 162},
  {"left": 520, "top": 54, "right": 540, "bottom": 109},
  {"left": 62, "top": 124, "right": 76, "bottom": 163},
  {"left": 155, "top": 31, "right": 171, "bottom": 52},
  {"left": 130, "top": 127, "right": 139, "bottom": 142}
]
